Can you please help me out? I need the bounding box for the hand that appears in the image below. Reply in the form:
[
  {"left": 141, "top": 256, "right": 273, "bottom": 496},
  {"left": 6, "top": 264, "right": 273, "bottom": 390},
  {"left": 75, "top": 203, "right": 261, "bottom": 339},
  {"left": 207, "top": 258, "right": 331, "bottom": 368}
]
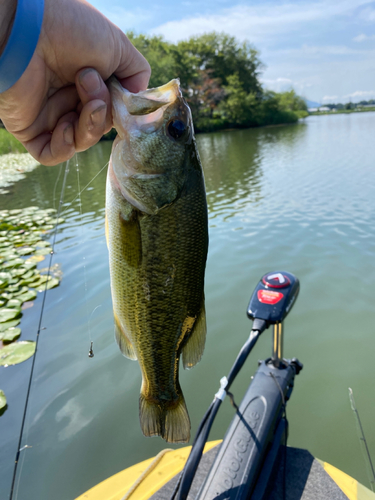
[{"left": 0, "top": 0, "right": 150, "bottom": 166}]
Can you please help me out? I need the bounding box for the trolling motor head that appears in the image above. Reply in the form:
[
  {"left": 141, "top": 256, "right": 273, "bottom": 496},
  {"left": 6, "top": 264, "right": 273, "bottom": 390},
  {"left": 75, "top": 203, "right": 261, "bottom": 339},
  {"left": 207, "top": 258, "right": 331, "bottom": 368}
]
[{"left": 247, "top": 271, "right": 300, "bottom": 367}]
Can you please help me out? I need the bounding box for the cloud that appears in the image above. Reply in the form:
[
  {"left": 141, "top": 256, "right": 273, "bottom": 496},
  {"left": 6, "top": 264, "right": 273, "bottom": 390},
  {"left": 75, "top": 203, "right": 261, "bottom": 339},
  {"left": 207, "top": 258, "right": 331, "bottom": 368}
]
[
  {"left": 149, "top": 0, "right": 371, "bottom": 44},
  {"left": 353, "top": 33, "right": 375, "bottom": 42},
  {"left": 357, "top": 5, "right": 375, "bottom": 22},
  {"left": 300, "top": 44, "right": 361, "bottom": 55},
  {"left": 343, "top": 90, "right": 375, "bottom": 98},
  {"left": 260, "top": 76, "right": 315, "bottom": 94},
  {"left": 322, "top": 95, "right": 339, "bottom": 102}
]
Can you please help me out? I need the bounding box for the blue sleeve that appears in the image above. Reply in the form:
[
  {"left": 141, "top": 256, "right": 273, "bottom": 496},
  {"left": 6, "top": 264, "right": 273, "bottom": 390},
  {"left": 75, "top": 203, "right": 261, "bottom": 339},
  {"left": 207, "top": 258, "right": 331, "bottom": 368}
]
[{"left": 0, "top": 0, "right": 44, "bottom": 94}]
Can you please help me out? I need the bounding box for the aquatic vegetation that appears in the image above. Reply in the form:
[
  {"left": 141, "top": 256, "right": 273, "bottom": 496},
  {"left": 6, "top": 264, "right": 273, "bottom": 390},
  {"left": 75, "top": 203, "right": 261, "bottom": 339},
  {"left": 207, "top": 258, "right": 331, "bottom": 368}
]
[
  {"left": 0, "top": 389, "right": 6, "bottom": 412},
  {"left": 0, "top": 341, "right": 36, "bottom": 367},
  {"left": 0, "top": 206, "right": 63, "bottom": 367},
  {"left": 0, "top": 153, "right": 40, "bottom": 194}
]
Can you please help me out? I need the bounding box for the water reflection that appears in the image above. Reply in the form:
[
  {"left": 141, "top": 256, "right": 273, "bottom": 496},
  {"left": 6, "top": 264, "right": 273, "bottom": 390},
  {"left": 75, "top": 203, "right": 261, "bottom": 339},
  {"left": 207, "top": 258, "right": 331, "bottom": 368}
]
[
  {"left": 197, "top": 122, "right": 307, "bottom": 223},
  {"left": 0, "top": 141, "right": 112, "bottom": 217}
]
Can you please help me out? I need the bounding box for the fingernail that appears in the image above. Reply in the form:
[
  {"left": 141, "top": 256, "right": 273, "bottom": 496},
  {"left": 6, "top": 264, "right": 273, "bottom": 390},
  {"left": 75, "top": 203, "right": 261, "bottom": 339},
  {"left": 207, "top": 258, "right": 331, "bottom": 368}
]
[
  {"left": 89, "top": 104, "right": 107, "bottom": 130},
  {"left": 79, "top": 69, "right": 101, "bottom": 94},
  {"left": 63, "top": 124, "right": 74, "bottom": 145}
]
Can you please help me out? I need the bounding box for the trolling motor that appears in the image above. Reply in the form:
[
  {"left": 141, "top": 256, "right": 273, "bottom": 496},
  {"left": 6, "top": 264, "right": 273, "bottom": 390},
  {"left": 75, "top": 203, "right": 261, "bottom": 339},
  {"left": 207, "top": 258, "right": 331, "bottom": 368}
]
[
  {"left": 174, "top": 271, "right": 302, "bottom": 500},
  {"left": 247, "top": 271, "right": 300, "bottom": 368}
]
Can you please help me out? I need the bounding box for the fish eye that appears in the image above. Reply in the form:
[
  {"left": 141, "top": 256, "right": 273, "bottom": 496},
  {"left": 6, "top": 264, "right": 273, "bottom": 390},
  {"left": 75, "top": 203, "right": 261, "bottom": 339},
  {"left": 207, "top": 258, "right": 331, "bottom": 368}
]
[{"left": 167, "top": 119, "right": 186, "bottom": 140}]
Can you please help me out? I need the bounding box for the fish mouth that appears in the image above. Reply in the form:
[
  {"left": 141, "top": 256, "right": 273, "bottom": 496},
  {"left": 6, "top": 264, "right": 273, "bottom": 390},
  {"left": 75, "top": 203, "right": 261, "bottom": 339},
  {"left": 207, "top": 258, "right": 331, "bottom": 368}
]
[{"left": 109, "top": 77, "right": 182, "bottom": 124}]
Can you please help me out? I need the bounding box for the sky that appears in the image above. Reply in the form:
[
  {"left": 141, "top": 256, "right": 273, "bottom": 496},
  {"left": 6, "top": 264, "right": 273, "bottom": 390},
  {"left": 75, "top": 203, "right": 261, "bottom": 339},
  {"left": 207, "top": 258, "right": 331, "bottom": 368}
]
[{"left": 90, "top": 0, "right": 375, "bottom": 104}]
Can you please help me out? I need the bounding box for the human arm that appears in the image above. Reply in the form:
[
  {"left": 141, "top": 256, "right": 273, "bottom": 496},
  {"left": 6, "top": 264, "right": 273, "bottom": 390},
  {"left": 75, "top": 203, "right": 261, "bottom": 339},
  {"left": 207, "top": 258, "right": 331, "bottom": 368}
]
[{"left": 0, "top": 0, "right": 150, "bottom": 166}]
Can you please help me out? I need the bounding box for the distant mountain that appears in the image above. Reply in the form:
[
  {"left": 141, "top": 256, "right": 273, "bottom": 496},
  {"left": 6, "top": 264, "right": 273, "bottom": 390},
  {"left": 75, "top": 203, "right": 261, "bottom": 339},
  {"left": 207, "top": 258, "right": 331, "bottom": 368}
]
[{"left": 304, "top": 99, "right": 321, "bottom": 108}]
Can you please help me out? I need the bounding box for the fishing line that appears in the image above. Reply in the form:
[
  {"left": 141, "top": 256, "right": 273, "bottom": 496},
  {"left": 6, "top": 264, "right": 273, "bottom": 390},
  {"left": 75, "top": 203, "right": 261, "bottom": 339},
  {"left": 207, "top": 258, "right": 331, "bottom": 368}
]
[
  {"left": 9, "top": 159, "right": 71, "bottom": 500},
  {"left": 60, "top": 160, "right": 109, "bottom": 219},
  {"left": 74, "top": 155, "right": 94, "bottom": 357}
]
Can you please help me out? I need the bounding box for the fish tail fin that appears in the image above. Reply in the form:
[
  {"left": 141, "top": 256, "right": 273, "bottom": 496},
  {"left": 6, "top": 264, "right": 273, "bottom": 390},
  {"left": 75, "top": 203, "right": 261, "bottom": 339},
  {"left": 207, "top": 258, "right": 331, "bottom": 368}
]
[{"left": 139, "top": 392, "right": 191, "bottom": 444}]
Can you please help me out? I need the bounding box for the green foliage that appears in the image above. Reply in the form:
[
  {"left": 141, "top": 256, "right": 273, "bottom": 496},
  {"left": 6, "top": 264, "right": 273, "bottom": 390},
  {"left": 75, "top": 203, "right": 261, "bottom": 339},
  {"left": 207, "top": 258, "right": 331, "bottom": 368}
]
[
  {"left": 117, "top": 32, "right": 308, "bottom": 133},
  {"left": 0, "top": 127, "right": 26, "bottom": 155},
  {"left": 127, "top": 32, "right": 177, "bottom": 88}
]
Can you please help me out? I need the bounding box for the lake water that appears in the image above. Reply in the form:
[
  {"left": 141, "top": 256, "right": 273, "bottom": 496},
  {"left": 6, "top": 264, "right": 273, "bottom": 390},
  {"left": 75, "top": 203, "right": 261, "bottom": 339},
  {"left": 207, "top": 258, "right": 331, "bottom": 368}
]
[{"left": 1, "top": 112, "right": 375, "bottom": 499}]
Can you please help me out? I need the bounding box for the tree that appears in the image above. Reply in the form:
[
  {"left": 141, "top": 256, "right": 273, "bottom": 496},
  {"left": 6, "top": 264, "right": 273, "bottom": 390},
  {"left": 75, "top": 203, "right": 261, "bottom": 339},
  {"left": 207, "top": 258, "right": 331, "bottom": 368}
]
[
  {"left": 127, "top": 32, "right": 177, "bottom": 88},
  {"left": 175, "top": 33, "right": 263, "bottom": 97}
]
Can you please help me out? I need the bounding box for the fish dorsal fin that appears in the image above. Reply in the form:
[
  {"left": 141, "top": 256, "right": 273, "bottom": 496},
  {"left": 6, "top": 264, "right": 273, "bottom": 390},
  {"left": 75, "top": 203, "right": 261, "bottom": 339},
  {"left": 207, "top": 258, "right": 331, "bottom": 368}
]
[
  {"left": 118, "top": 210, "right": 142, "bottom": 268},
  {"left": 114, "top": 313, "right": 137, "bottom": 360},
  {"left": 182, "top": 297, "right": 207, "bottom": 370}
]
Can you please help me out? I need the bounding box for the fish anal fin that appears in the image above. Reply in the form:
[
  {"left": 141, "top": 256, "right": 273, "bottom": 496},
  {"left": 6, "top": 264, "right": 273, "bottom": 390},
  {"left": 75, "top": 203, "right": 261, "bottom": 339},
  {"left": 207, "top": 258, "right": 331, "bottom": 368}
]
[
  {"left": 119, "top": 210, "right": 142, "bottom": 268},
  {"left": 114, "top": 314, "right": 137, "bottom": 360},
  {"left": 182, "top": 298, "right": 207, "bottom": 370},
  {"left": 139, "top": 392, "right": 190, "bottom": 444}
]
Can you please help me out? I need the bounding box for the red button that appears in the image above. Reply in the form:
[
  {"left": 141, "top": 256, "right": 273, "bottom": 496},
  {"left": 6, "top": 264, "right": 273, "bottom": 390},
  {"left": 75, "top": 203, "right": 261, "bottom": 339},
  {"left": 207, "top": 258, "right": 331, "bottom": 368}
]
[
  {"left": 258, "top": 290, "right": 284, "bottom": 304},
  {"left": 262, "top": 273, "right": 290, "bottom": 289}
]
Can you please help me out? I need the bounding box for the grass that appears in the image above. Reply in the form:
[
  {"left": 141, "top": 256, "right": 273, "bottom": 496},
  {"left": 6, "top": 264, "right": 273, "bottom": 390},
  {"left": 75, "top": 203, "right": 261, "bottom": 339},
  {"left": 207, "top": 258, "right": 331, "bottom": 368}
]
[
  {"left": 310, "top": 107, "right": 375, "bottom": 116},
  {"left": 0, "top": 128, "right": 27, "bottom": 155}
]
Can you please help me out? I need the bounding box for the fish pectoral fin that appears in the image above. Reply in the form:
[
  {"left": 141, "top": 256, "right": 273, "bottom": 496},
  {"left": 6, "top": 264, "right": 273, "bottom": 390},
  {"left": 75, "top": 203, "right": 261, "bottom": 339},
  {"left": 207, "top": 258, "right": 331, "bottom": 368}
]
[
  {"left": 139, "top": 392, "right": 191, "bottom": 444},
  {"left": 114, "top": 315, "right": 137, "bottom": 360},
  {"left": 119, "top": 210, "right": 142, "bottom": 268},
  {"left": 182, "top": 298, "right": 207, "bottom": 370}
]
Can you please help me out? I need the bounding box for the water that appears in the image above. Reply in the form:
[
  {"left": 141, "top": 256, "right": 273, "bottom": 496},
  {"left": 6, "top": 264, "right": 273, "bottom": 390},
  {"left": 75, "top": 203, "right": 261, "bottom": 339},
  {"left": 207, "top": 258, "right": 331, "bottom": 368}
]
[{"left": 1, "top": 112, "right": 375, "bottom": 499}]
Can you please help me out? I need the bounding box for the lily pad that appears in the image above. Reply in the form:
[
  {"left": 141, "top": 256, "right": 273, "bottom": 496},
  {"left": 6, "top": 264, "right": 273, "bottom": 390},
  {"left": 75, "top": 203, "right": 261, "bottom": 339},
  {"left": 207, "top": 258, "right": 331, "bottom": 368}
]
[
  {"left": 2, "top": 258, "right": 24, "bottom": 268},
  {"left": 25, "top": 256, "right": 44, "bottom": 265},
  {"left": 0, "top": 308, "right": 21, "bottom": 323},
  {"left": 0, "top": 341, "right": 36, "bottom": 366},
  {"left": 0, "top": 278, "right": 9, "bottom": 289},
  {"left": 30, "top": 275, "right": 50, "bottom": 287},
  {"left": 13, "top": 286, "right": 29, "bottom": 296},
  {"left": 17, "top": 290, "right": 37, "bottom": 303},
  {"left": 0, "top": 319, "right": 21, "bottom": 332},
  {"left": 6, "top": 298, "right": 22, "bottom": 308},
  {"left": 35, "top": 241, "right": 50, "bottom": 248},
  {"left": 0, "top": 390, "right": 6, "bottom": 410},
  {"left": 16, "top": 247, "right": 35, "bottom": 256},
  {"left": 10, "top": 268, "right": 27, "bottom": 277},
  {"left": 35, "top": 248, "right": 52, "bottom": 256},
  {"left": 1, "top": 327, "right": 21, "bottom": 343},
  {"left": 37, "top": 278, "right": 59, "bottom": 292}
]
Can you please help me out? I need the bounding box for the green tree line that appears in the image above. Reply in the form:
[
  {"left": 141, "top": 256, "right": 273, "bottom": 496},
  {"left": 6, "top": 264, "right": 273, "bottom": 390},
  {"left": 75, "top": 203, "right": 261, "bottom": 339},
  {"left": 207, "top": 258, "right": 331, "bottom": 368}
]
[{"left": 127, "top": 32, "right": 308, "bottom": 133}]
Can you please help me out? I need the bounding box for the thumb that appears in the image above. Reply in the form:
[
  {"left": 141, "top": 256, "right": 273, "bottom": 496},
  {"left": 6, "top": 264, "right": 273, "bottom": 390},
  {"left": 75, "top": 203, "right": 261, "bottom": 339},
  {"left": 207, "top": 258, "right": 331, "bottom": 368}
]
[{"left": 112, "top": 32, "right": 151, "bottom": 93}]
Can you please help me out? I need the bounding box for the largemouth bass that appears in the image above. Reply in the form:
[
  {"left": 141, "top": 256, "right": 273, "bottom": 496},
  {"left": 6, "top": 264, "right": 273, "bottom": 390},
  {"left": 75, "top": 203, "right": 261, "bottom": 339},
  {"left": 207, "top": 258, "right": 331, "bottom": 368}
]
[{"left": 106, "top": 77, "right": 208, "bottom": 443}]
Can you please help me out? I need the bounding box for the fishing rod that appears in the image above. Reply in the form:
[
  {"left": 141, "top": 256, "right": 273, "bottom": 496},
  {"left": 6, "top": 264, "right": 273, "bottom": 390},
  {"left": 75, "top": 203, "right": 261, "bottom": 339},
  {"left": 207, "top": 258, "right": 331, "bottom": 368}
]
[
  {"left": 9, "top": 160, "right": 71, "bottom": 500},
  {"left": 173, "top": 271, "right": 302, "bottom": 500},
  {"left": 349, "top": 388, "right": 375, "bottom": 492}
]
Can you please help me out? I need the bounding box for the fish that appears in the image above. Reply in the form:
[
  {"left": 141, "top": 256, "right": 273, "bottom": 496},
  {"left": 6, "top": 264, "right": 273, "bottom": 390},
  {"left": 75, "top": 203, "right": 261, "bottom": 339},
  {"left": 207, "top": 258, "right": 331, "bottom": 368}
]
[{"left": 106, "top": 77, "right": 209, "bottom": 443}]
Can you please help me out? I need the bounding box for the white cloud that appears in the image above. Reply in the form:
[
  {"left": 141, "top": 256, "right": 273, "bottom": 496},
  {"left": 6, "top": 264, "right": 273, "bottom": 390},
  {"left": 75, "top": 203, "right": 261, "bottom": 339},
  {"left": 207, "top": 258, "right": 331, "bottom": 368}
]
[
  {"left": 353, "top": 33, "right": 375, "bottom": 42},
  {"left": 322, "top": 95, "right": 339, "bottom": 102},
  {"left": 343, "top": 90, "right": 375, "bottom": 98},
  {"left": 300, "top": 44, "right": 360, "bottom": 55},
  {"left": 357, "top": 5, "right": 375, "bottom": 22},
  {"left": 149, "top": 0, "right": 370, "bottom": 44}
]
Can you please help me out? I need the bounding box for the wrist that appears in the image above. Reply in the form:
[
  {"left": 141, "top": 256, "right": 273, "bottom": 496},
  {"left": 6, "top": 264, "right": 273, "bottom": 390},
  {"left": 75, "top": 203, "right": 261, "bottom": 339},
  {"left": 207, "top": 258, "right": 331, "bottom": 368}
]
[
  {"left": 0, "top": 0, "right": 44, "bottom": 94},
  {"left": 0, "top": 0, "right": 17, "bottom": 56}
]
